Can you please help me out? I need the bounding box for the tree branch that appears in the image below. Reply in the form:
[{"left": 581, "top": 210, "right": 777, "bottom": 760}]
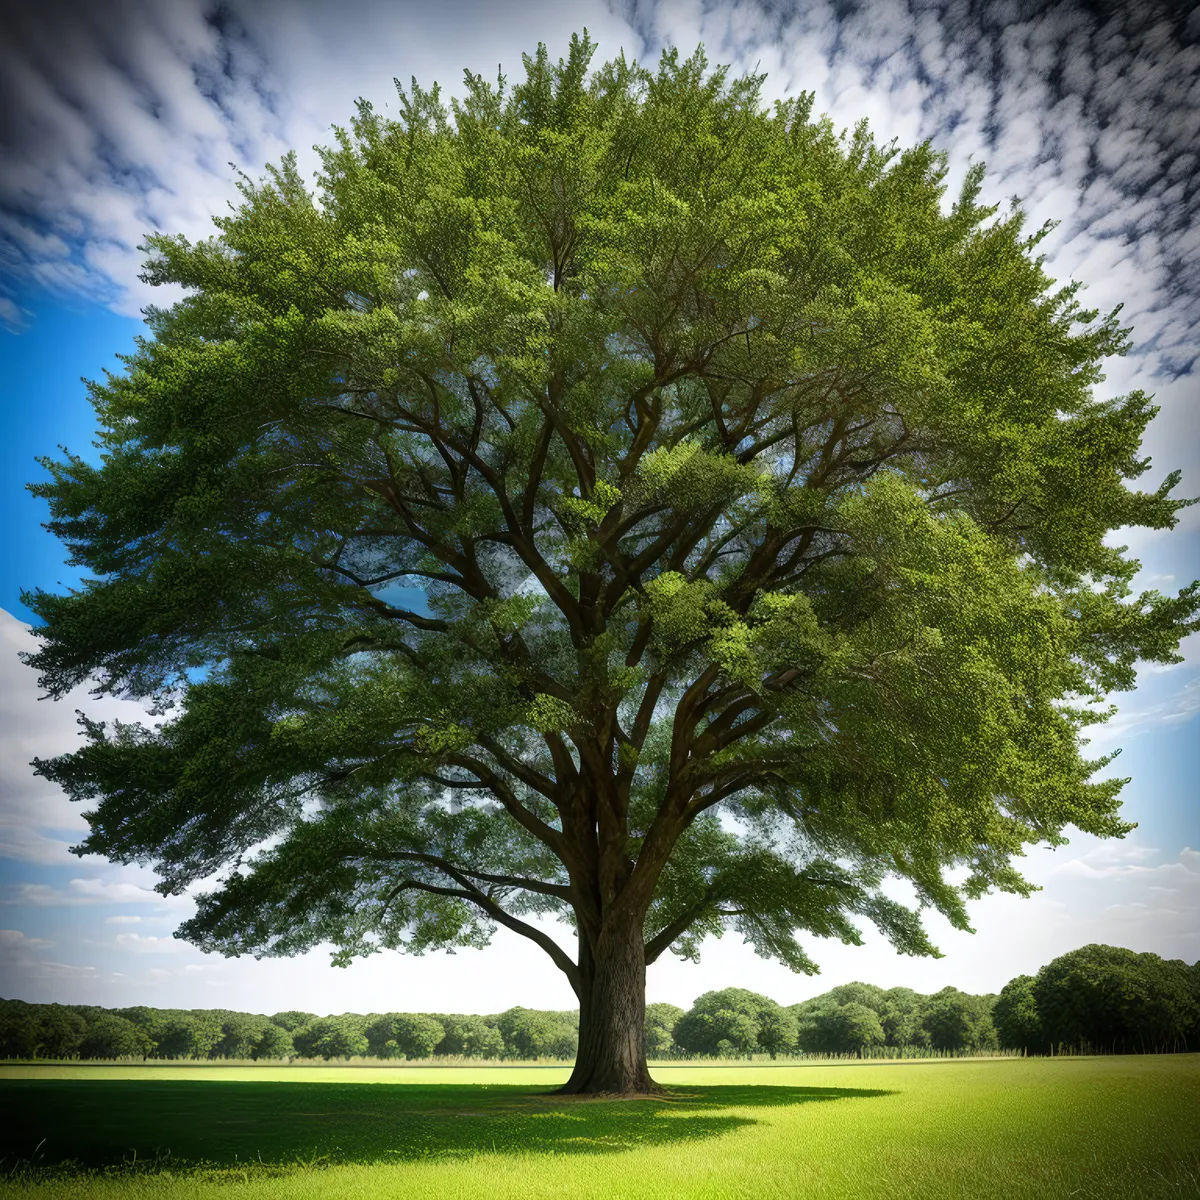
[
  {"left": 378, "top": 876, "right": 581, "bottom": 995},
  {"left": 366, "top": 847, "right": 572, "bottom": 901},
  {"left": 446, "top": 752, "right": 568, "bottom": 857},
  {"left": 643, "top": 892, "right": 716, "bottom": 965}
]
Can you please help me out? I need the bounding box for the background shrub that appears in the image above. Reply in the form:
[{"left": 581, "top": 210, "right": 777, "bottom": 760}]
[
  {"left": 294, "top": 1015, "right": 369, "bottom": 1060},
  {"left": 497, "top": 1007, "right": 578, "bottom": 1059}
]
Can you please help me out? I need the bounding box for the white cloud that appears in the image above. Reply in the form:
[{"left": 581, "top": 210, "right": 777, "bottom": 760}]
[
  {"left": 0, "top": 928, "right": 51, "bottom": 951},
  {"left": 0, "top": 928, "right": 98, "bottom": 992},
  {"left": 1083, "top": 666, "right": 1200, "bottom": 750},
  {"left": 0, "top": 609, "right": 159, "bottom": 867},
  {"left": 69, "top": 877, "right": 186, "bottom": 906},
  {"left": 0, "top": 883, "right": 72, "bottom": 907},
  {"left": 0, "top": 830, "right": 78, "bottom": 867},
  {"left": 0, "top": 610, "right": 204, "bottom": 988},
  {"left": 114, "top": 933, "right": 187, "bottom": 954},
  {"left": 0, "top": 877, "right": 190, "bottom": 908},
  {"left": 1047, "top": 840, "right": 1199, "bottom": 883},
  {"left": 0, "top": 295, "right": 31, "bottom": 333}
]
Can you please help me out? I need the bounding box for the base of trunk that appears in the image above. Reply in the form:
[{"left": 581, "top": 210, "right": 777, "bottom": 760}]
[{"left": 552, "top": 1066, "right": 665, "bottom": 1097}]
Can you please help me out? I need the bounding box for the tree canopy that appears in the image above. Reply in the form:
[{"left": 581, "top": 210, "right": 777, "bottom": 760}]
[
  {"left": 1032, "top": 944, "right": 1199, "bottom": 1054},
  {"left": 673, "top": 987, "right": 796, "bottom": 1057},
  {"left": 25, "top": 33, "right": 1198, "bottom": 1093},
  {"left": 992, "top": 975, "right": 1043, "bottom": 1054}
]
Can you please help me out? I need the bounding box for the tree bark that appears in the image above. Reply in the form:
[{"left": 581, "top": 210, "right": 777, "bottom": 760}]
[{"left": 555, "top": 915, "right": 662, "bottom": 1095}]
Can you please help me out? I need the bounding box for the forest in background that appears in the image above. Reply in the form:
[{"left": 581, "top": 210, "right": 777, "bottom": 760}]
[{"left": 3, "top": 943, "right": 1196, "bottom": 1061}]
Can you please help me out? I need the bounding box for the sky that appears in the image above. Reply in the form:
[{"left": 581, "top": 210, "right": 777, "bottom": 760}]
[{"left": 0, "top": 0, "right": 1196, "bottom": 1018}]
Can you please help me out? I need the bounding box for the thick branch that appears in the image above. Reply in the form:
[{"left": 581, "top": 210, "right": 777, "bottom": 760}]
[
  {"left": 446, "top": 753, "right": 568, "bottom": 857},
  {"left": 366, "top": 847, "right": 572, "bottom": 901},
  {"left": 643, "top": 892, "right": 716, "bottom": 965},
  {"left": 380, "top": 877, "right": 581, "bottom": 995},
  {"left": 477, "top": 735, "right": 559, "bottom": 800}
]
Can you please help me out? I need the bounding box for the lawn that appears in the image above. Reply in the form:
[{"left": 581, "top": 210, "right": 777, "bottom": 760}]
[{"left": 1, "top": 1056, "right": 1196, "bottom": 1198}]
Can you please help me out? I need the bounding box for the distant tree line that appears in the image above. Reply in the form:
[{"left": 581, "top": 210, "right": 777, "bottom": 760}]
[
  {"left": 2, "top": 944, "right": 1195, "bottom": 1061},
  {"left": 656, "top": 981, "right": 1001, "bottom": 1060},
  {"left": 0, "top": 1002, "right": 579, "bottom": 1063},
  {"left": 992, "top": 944, "right": 1200, "bottom": 1055}
]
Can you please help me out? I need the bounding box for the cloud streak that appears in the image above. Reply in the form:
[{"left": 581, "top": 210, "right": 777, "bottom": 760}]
[
  {"left": 0, "top": 0, "right": 634, "bottom": 328},
  {"left": 0, "top": 927, "right": 98, "bottom": 988},
  {"left": 1, "top": 1, "right": 1194, "bottom": 537},
  {"left": 0, "top": 878, "right": 191, "bottom": 908}
]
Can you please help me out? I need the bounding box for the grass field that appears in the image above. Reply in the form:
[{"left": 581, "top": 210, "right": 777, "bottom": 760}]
[{"left": 1, "top": 1056, "right": 1196, "bottom": 1198}]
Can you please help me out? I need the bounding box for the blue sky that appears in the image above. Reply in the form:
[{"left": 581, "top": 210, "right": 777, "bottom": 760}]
[
  {"left": 0, "top": 0, "right": 1196, "bottom": 1017},
  {"left": 1, "top": 293, "right": 142, "bottom": 620}
]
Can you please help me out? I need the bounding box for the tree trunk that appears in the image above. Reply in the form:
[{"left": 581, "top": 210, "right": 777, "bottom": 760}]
[{"left": 556, "top": 916, "right": 661, "bottom": 1095}]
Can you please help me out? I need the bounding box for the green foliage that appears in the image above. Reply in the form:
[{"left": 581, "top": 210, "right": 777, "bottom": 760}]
[
  {"left": 22, "top": 31, "right": 1197, "bottom": 1059},
  {"left": 795, "top": 1001, "right": 887, "bottom": 1056},
  {"left": 114, "top": 1006, "right": 156, "bottom": 1029},
  {"left": 6, "top": 940, "right": 1196, "bottom": 1066},
  {"left": 270, "top": 1011, "right": 317, "bottom": 1032},
  {"left": 644, "top": 1002, "right": 685, "bottom": 1055},
  {"left": 1032, "top": 944, "right": 1199, "bottom": 1053},
  {"left": 214, "top": 1012, "right": 270, "bottom": 1059},
  {"left": 822, "top": 983, "right": 886, "bottom": 1011},
  {"left": 0, "top": 1001, "right": 89, "bottom": 1059},
  {"left": 434, "top": 1014, "right": 506, "bottom": 1059},
  {"left": 920, "top": 988, "right": 998, "bottom": 1053},
  {"left": 77, "top": 1014, "right": 154, "bottom": 1060},
  {"left": 0, "top": 1001, "right": 42, "bottom": 1059},
  {"left": 29, "top": 1006, "right": 88, "bottom": 1059},
  {"left": 878, "top": 988, "right": 930, "bottom": 1049},
  {"left": 393, "top": 1014, "right": 447, "bottom": 1060},
  {"left": 756, "top": 1006, "right": 800, "bottom": 1058},
  {"left": 787, "top": 981, "right": 999, "bottom": 1056},
  {"left": 365, "top": 1013, "right": 447, "bottom": 1060},
  {"left": 293, "top": 1016, "right": 369, "bottom": 1060},
  {"left": 254, "top": 1023, "right": 296, "bottom": 1059},
  {"left": 147, "top": 1012, "right": 223, "bottom": 1060},
  {"left": 496, "top": 1007, "right": 579, "bottom": 1059},
  {"left": 993, "top": 975, "right": 1045, "bottom": 1053},
  {"left": 363, "top": 1014, "right": 401, "bottom": 1059},
  {"left": 674, "top": 988, "right": 794, "bottom": 1057}
]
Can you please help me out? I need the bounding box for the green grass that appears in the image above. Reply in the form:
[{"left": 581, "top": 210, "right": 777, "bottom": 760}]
[{"left": 1, "top": 1056, "right": 1197, "bottom": 1198}]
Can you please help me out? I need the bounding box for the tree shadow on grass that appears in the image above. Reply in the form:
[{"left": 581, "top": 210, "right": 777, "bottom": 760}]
[{"left": 0, "top": 1080, "right": 892, "bottom": 1177}]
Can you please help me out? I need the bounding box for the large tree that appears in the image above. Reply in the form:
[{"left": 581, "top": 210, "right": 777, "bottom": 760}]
[{"left": 26, "top": 35, "right": 1197, "bottom": 1095}]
